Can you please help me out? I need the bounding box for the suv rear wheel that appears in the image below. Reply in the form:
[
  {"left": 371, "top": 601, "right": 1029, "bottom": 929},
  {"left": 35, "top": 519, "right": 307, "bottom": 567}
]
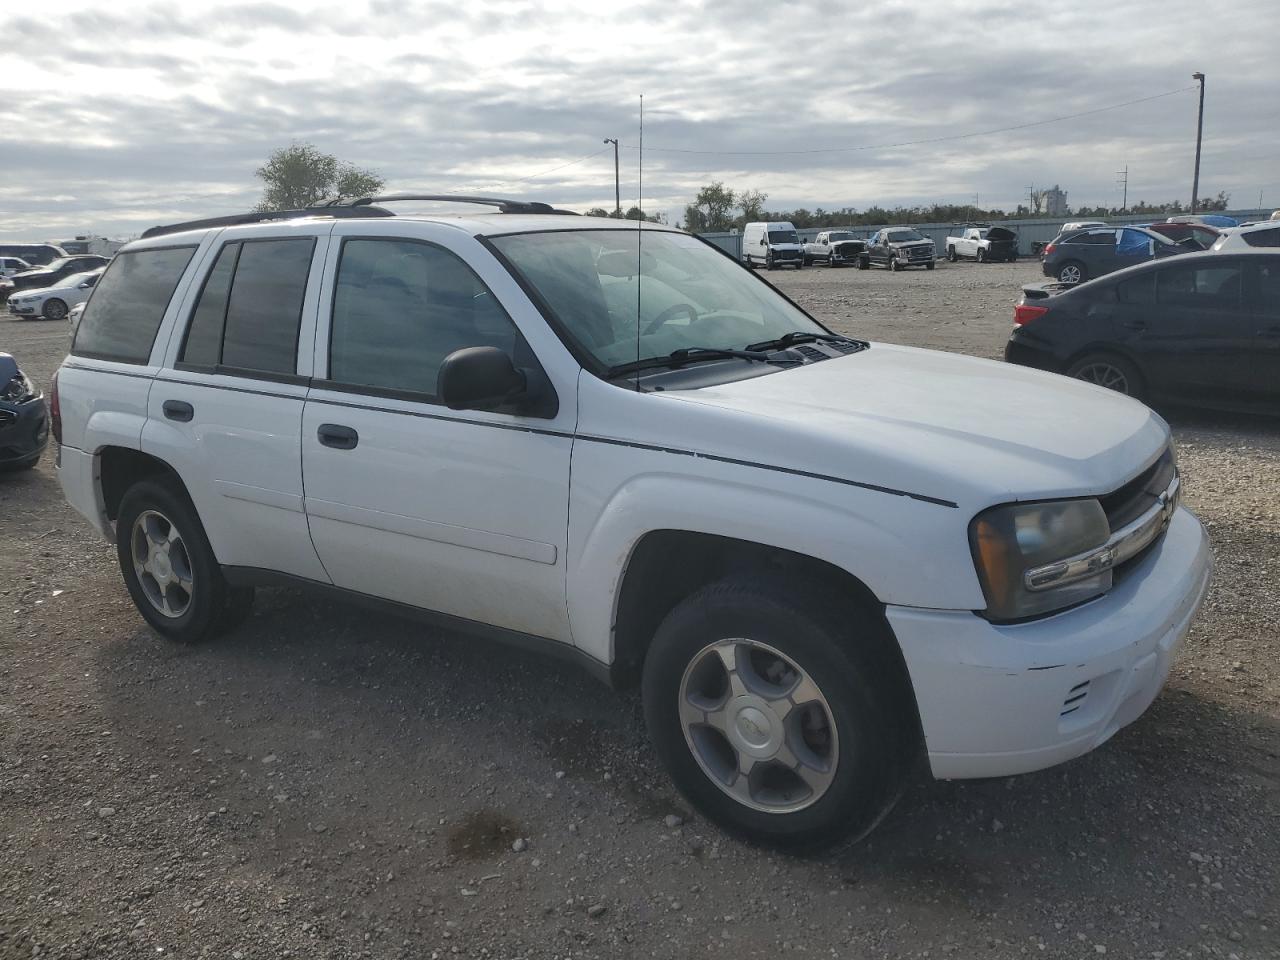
[
  {"left": 1057, "top": 260, "right": 1086, "bottom": 284},
  {"left": 115, "top": 478, "right": 254, "bottom": 643},
  {"left": 641, "top": 577, "right": 916, "bottom": 850}
]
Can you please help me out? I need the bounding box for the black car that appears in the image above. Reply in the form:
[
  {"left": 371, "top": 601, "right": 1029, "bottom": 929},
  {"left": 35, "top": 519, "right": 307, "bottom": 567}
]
[
  {"left": 6, "top": 255, "right": 110, "bottom": 295},
  {"left": 1041, "top": 226, "right": 1189, "bottom": 285},
  {"left": 1006, "top": 251, "right": 1280, "bottom": 414},
  {"left": 0, "top": 353, "right": 49, "bottom": 472}
]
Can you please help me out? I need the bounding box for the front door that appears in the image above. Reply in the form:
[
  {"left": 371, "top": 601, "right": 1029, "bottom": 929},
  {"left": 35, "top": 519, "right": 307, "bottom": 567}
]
[{"left": 301, "top": 222, "right": 577, "bottom": 644}]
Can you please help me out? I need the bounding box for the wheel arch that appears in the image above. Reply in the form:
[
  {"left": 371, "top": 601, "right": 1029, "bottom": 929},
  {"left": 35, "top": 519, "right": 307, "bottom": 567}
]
[
  {"left": 97, "top": 446, "right": 188, "bottom": 522},
  {"left": 610, "top": 529, "right": 885, "bottom": 687}
]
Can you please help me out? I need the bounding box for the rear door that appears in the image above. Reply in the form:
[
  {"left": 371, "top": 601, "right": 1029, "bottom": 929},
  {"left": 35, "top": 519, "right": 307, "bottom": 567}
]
[
  {"left": 1129, "top": 257, "right": 1258, "bottom": 404},
  {"left": 145, "top": 224, "right": 330, "bottom": 582}
]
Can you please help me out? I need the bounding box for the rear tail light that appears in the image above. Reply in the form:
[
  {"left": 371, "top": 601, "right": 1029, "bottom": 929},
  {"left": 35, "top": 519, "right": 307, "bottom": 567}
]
[
  {"left": 50, "top": 369, "right": 62, "bottom": 445},
  {"left": 1014, "top": 304, "right": 1050, "bottom": 326},
  {"left": 1043, "top": 243, "right": 1056, "bottom": 256}
]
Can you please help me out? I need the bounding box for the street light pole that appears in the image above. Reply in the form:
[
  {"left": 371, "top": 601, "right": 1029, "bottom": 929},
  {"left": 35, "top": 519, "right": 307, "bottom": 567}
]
[
  {"left": 603, "top": 138, "right": 620, "bottom": 218},
  {"left": 1190, "top": 72, "right": 1205, "bottom": 214}
]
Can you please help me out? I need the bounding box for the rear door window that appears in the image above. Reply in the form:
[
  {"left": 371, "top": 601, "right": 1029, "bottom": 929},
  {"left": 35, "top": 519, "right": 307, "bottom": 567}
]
[
  {"left": 1156, "top": 262, "right": 1243, "bottom": 309},
  {"left": 179, "top": 237, "right": 314, "bottom": 376},
  {"left": 1115, "top": 272, "right": 1156, "bottom": 304},
  {"left": 72, "top": 245, "right": 197, "bottom": 363}
]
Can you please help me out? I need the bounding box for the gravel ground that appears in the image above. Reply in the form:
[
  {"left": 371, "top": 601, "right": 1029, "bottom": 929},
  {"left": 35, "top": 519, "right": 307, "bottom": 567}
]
[{"left": 2, "top": 260, "right": 1277, "bottom": 960}]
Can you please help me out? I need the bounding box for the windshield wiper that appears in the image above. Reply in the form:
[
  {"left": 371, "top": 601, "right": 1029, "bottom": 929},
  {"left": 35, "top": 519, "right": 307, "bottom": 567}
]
[
  {"left": 606, "top": 347, "right": 800, "bottom": 380},
  {"left": 744, "top": 331, "right": 863, "bottom": 352}
]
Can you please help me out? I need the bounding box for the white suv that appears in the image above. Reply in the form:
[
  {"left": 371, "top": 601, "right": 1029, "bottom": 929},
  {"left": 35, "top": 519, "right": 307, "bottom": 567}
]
[{"left": 54, "top": 196, "right": 1212, "bottom": 848}]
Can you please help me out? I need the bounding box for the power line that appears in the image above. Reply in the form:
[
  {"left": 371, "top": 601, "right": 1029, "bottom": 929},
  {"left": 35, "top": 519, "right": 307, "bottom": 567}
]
[
  {"left": 618, "top": 86, "right": 1198, "bottom": 157},
  {"left": 496, "top": 146, "right": 612, "bottom": 186}
]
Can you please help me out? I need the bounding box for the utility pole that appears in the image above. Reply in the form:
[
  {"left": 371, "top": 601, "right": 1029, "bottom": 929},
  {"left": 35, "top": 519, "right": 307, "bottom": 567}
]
[
  {"left": 602, "top": 138, "right": 620, "bottom": 218},
  {"left": 1190, "top": 72, "right": 1205, "bottom": 213},
  {"left": 1116, "top": 165, "right": 1128, "bottom": 212}
]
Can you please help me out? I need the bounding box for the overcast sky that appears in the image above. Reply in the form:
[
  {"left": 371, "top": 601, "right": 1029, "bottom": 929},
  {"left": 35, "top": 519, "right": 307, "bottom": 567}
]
[{"left": 3, "top": 0, "right": 1278, "bottom": 239}]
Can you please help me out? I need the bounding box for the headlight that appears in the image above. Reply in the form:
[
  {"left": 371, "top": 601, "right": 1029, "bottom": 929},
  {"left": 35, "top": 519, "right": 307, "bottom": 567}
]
[{"left": 970, "top": 498, "right": 1110, "bottom": 621}]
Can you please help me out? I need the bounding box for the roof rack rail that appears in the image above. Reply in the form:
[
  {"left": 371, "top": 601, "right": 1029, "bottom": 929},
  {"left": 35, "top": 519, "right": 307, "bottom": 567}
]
[
  {"left": 348, "top": 194, "right": 578, "bottom": 215},
  {"left": 140, "top": 204, "right": 394, "bottom": 240}
]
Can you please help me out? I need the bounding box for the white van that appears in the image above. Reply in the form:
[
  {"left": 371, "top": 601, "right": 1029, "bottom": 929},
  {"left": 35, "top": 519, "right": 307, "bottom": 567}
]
[{"left": 742, "top": 221, "right": 804, "bottom": 270}]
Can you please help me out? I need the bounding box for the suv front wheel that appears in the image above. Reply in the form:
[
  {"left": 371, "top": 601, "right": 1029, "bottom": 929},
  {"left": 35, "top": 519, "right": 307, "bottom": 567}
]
[
  {"left": 116, "top": 477, "right": 254, "bottom": 643},
  {"left": 641, "top": 577, "right": 916, "bottom": 849}
]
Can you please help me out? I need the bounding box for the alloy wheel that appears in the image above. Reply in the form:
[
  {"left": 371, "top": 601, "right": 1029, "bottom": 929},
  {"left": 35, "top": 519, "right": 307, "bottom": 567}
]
[
  {"left": 678, "top": 638, "right": 838, "bottom": 813},
  {"left": 130, "top": 509, "right": 195, "bottom": 618},
  {"left": 1058, "top": 263, "right": 1083, "bottom": 284},
  {"left": 1074, "top": 361, "right": 1131, "bottom": 394}
]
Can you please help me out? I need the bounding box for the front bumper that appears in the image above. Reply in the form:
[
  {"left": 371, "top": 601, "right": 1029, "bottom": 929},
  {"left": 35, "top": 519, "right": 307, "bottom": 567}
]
[
  {"left": 0, "top": 395, "right": 50, "bottom": 464},
  {"left": 887, "top": 506, "right": 1212, "bottom": 779},
  {"left": 8, "top": 301, "right": 39, "bottom": 316}
]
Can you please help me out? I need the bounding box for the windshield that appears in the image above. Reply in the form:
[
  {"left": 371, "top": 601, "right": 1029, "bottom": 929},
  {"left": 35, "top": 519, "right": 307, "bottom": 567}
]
[
  {"left": 886, "top": 229, "right": 925, "bottom": 242},
  {"left": 54, "top": 271, "right": 92, "bottom": 288},
  {"left": 491, "top": 229, "right": 826, "bottom": 372},
  {"left": 767, "top": 229, "right": 799, "bottom": 244},
  {"left": 828, "top": 232, "right": 853, "bottom": 241},
  {"left": 40, "top": 257, "right": 73, "bottom": 272}
]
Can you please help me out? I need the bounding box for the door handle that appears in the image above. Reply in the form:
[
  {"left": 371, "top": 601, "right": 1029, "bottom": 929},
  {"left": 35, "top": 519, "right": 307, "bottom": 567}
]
[
  {"left": 162, "top": 400, "right": 194, "bottom": 422},
  {"left": 317, "top": 423, "right": 358, "bottom": 450}
]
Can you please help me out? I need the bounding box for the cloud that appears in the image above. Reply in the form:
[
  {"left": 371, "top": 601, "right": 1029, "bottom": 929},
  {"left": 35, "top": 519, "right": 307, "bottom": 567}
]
[{"left": 1, "top": 0, "right": 1277, "bottom": 238}]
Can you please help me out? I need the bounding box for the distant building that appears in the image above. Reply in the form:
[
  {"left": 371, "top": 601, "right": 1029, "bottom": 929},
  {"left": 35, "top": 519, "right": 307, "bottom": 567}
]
[{"left": 1044, "top": 185, "right": 1069, "bottom": 218}]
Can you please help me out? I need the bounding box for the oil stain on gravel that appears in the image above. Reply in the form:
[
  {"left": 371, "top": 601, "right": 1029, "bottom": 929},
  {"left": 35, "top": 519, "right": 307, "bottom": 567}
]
[{"left": 446, "top": 809, "right": 522, "bottom": 861}]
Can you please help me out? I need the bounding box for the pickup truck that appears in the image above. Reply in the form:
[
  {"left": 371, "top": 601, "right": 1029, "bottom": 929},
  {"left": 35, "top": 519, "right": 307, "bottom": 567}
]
[
  {"left": 802, "top": 230, "right": 867, "bottom": 267},
  {"left": 861, "top": 227, "right": 936, "bottom": 271},
  {"left": 945, "top": 226, "right": 1018, "bottom": 263}
]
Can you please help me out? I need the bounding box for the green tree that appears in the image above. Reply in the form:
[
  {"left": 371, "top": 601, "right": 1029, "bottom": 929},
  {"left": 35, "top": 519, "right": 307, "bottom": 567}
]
[
  {"left": 683, "top": 182, "right": 737, "bottom": 233},
  {"left": 254, "top": 142, "right": 385, "bottom": 211}
]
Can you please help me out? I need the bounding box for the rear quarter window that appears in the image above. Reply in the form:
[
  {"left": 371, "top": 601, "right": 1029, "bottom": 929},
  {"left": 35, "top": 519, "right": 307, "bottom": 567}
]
[{"left": 71, "top": 246, "right": 197, "bottom": 363}]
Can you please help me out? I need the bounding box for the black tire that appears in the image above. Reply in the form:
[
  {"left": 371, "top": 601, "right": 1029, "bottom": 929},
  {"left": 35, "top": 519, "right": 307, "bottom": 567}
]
[
  {"left": 976, "top": 248, "right": 986, "bottom": 264},
  {"left": 641, "top": 577, "right": 917, "bottom": 850},
  {"left": 857, "top": 257, "right": 870, "bottom": 270},
  {"left": 766, "top": 253, "right": 776, "bottom": 271},
  {"left": 888, "top": 256, "right": 900, "bottom": 272},
  {"left": 1057, "top": 260, "right": 1086, "bottom": 284},
  {"left": 946, "top": 246, "right": 957, "bottom": 262},
  {"left": 742, "top": 256, "right": 755, "bottom": 271},
  {"left": 115, "top": 477, "right": 255, "bottom": 644},
  {"left": 1, "top": 452, "right": 40, "bottom": 472},
  {"left": 42, "top": 298, "right": 68, "bottom": 321},
  {"left": 1066, "top": 352, "right": 1146, "bottom": 401},
  {"left": 925, "top": 261, "right": 935, "bottom": 270}
]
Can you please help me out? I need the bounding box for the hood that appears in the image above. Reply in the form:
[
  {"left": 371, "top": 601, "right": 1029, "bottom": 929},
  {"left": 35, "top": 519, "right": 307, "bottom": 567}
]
[
  {"left": 986, "top": 226, "right": 1016, "bottom": 241},
  {"left": 665, "top": 343, "right": 1169, "bottom": 511},
  {"left": 889, "top": 238, "right": 932, "bottom": 248}
]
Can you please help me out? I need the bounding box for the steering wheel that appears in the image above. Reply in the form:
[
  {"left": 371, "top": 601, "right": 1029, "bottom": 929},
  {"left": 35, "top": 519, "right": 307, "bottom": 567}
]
[{"left": 643, "top": 302, "right": 699, "bottom": 336}]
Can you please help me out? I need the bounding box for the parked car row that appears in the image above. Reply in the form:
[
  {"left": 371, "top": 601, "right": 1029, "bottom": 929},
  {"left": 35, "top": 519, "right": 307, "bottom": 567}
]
[
  {"left": 1, "top": 253, "right": 110, "bottom": 317},
  {"left": 743, "top": 222, "right": 939, "bottom": 272}
]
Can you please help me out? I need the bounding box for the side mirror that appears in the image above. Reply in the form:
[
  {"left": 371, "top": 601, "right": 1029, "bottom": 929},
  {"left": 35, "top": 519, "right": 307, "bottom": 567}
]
[
  {"left": 78, "top": 281, "right": 91, "bottom": 289},
  {"left": 437, "top": 346, "right": 529, "bottom": 413},
  {"left": 759, "top": 238, "right": 766, "bottom": 246}
]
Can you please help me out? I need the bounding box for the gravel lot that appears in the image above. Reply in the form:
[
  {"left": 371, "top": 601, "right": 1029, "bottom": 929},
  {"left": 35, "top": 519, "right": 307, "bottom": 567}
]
[{"left": 2, "top": 259, "right": 1277, "bottom": 960}]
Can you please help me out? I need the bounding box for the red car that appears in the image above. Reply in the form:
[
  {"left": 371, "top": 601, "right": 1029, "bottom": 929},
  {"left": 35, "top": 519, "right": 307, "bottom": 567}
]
[{"left": 1145, "top": 221, "right": 1221, "bottom": 249}]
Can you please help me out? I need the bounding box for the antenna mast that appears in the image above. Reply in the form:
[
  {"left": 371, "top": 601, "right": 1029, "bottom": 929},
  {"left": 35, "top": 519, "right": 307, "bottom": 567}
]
[{"left": 635, "top": 94, "right": 644, "bottom": 391}]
